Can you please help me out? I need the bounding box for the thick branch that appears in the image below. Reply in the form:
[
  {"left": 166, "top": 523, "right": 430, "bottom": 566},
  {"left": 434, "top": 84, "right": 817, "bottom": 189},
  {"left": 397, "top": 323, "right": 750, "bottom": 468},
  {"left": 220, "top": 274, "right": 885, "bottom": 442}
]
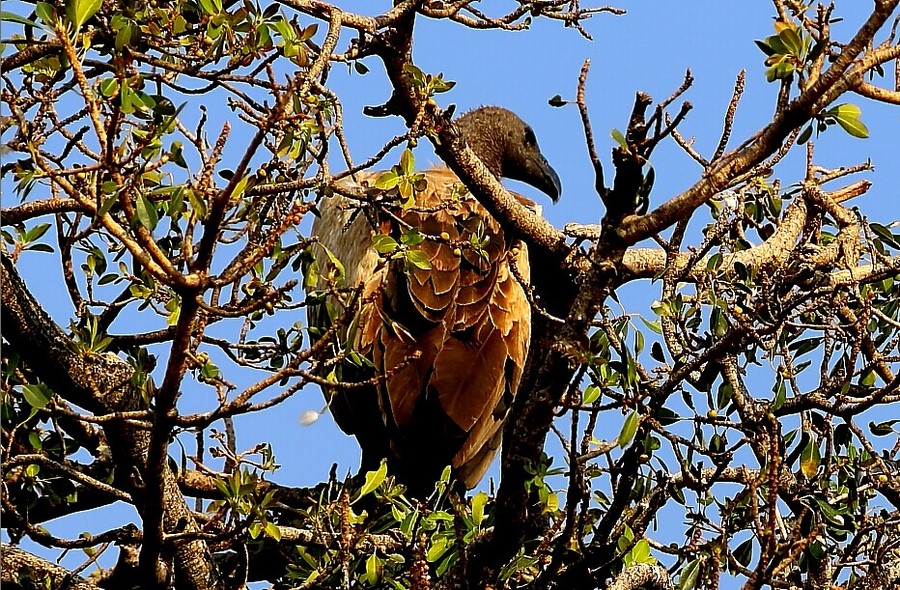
[
  {"left": 2, "top": 544, "right": 100, "bottom": 589},
  {"left": 0, "top": 255, "right": 218, "bottom": 590}
]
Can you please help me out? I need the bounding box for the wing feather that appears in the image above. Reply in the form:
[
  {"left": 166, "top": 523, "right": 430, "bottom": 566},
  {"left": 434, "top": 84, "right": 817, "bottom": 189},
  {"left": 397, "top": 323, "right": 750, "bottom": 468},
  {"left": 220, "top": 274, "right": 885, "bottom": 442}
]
[{"left": 309, "top": 166, "right": 537, "bottom": 490}]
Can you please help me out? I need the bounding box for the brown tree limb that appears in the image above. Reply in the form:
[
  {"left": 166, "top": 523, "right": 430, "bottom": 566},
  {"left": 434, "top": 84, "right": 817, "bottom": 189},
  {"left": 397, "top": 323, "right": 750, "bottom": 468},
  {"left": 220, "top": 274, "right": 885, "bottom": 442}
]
[
  {"left": 1, "top": 544, "right": 100, "bottom": 589},
  {"left": 0, "top": 254, "right": 219, "bottom": 590}
]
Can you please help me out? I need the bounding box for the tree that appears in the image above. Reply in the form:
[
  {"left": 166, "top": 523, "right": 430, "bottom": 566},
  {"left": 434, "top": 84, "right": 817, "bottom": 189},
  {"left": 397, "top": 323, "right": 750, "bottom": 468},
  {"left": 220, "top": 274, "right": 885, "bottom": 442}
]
[{"left": 2, "top": 0, "right": 900, "bottom": 588}]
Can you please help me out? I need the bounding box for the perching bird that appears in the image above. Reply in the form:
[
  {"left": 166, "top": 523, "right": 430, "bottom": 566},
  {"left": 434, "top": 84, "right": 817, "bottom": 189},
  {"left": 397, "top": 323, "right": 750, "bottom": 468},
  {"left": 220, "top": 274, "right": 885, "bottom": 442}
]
[{"left": 308, "top": 106, "right": 561, "bottom": 495}]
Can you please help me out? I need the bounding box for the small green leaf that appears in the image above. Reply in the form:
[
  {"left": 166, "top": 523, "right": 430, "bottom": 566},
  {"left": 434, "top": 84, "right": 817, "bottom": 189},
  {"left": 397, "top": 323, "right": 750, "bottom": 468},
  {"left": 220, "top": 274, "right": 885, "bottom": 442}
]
[
  {"left": 472, "top": 491, "right": 488, "bottom": 526},
  {"left": 800, "top": 438, "right": 821, "bottom": 478},
  {"left": 426, "top": 536, "right": 449, "bottom": 563},
  {"left": 136, "top": 194, "right": 158, "bottom": 231},
  {"left": 629, "top": 538, "right": 653, "bottom": 564},
  {"left": 35, "top": 2, "right": 57, "bottom": 26},
  {"left": 24, "top": 223, "right": 51, "bottom": 243},
  {"left": 400, "top": 148, "right": 415, "bottom": 176},
  {"left": 754, "top": 38, "right": 775, "bottom": 56},
  {"left": 548, "top": 94, "right": 567, "bottom": 107},
  {"left": 400, "top": 228, "right": 424, "bottom": 246},
  {"left": 66, "top": 0, "right": 102, "bottom": 31},
  {"left": 1, "top": 11, "right": 40, "bottom": 27},
  {"left": 372, "top": 234, "right": 398, "bottom": 254},
  {"left": 619, "top": 411, "right": 639, "bottom": 448},
  {"left": 264, "top": 521, "right": 281, "bottom": 541},
  {"left": 678, "top": 558, "right": 701, "bottom": 590},
  {"left": 734, "top": 538, "right": 753, "bottom": 567},
  {"left": 610, "top": 128, "right": 628, "bottom": 150},
  {"left": 99, "top": 78, "right": 120, "bottom": 98},
  {"left": 583, "top": 385, "right": 601, "bottom": 405},
  {"left": 828, "top": 102, "right": 861, "bottom": 119},
  {"left": 869, "top": 420, "right": 899, "bottom": 436},
  {"left": 374, "top": 170, "right": 399, "bottom": 190},
  {"left": 405, "top": 249, "right": 432, "bottom": 271},
  {"left": 165, "top": 297, "right": 181, "bottom": 326},
  {"left": 22, "top": 383, "right": 52, "bottom": 409},
  {"left": 832, "top": 107, "right": 869, "bottom": 139},
  {"left": 357, "top": 460, "right": 387, "bottom": 498},
  {"left": 321, "top": 244, "right": 345, "bottom": 283},
  {"left": 363, "top": 554, "right": 381, "bottom": 586}
]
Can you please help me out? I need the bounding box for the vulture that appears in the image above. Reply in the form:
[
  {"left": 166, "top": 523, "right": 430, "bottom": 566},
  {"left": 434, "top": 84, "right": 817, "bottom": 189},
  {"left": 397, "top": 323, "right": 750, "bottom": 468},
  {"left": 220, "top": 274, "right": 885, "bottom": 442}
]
[{"left": 308, "top": 106, "right": 561, "bottom": 495}]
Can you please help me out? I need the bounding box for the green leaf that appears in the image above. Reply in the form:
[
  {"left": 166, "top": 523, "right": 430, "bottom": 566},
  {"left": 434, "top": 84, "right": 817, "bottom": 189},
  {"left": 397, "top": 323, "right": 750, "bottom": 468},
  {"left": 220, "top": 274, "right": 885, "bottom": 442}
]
[
  {"left": 772, "top": 378, "right": 786, "bottom": 411},
  {"left": 583, "top": 385, "right": 601, "bottom": 405},
  {"left": 198, "top": 0, "right": 220, "bottom": 15},
  {"left": 828, "top": 102, "right": 861, "bottom": 119},
  {"left": 400, "top": 228, "right": 424, "bottom": 246},
  {"left": 22, "top": 383, "right": 52, "bottom": 409},
  {"left": 734, "top": 538, "right": 753, "bottom": 567},
  {"left": 800, "top": 438, "right": 821, "bottom": 478},
  {"left": 400, "top": 148, "right": 415, "bottom": 176},
  {"left": 405, "top": 249, "right": 432, "bottom": 271},
  {"left": 99, "top": 78, "right": 120, "bottom": 98},
  {"left": 136, "top": 194, "right": 158, "bottom": 231},
  {"left": 374, "top": 170, "right": 399, "bottom": 190},
  {"left": 165, "top": 297, "right": 181, "bottom": 326},
  {"left": 472, "top": 491, "right": 488, "bottom": 526},
  {"left": 778, "top": 27, "right": 805, "bottom": 57},
  {"left": 1, "top": 11, "right": 40, "bottom": 27},
  {"left": 629, "top": 538, "right": 653, "bottom": 564},
  {"left": 115, "top": 23, "right": 133, "bottom": 50},
  {"left": 358, "top": 460, "right": 387, "bottom": 498},
  {"left": 426, "top": 536, "right": 449, "bottom": 563},
  {"left": 264, "top": 521, "right": 281, "bottom": 541},
  {"left": 66, "top": 0, "right": 102, "bottom": 31},
  {"left": 28, "top": 431, "right": 43, "bottom": 450},
  {"left": 619, "top": 411, "right": 639, "bottom": 448},
  {"left": 610, "top": 128, "right": 628, "bottom": 150},
  {"left": 372, "top": 234, "right": 398, "bottom": 255},
  {"left": 678, "top": 558, "right": 701, "bottom": 590},
  {"left": 869, "top": 420, "right": 899, "bottom": 436},
  {"left": 97, "top": 193, "right": 118, "bottom": 217},
  {"left": 754, "top": 38, "right": 775, "bottom": 56},
  {"left": 201, "top": 361, "right": 219, "bottom": 380},
  {"left": 766, "top": 60, "right": 795, "bottom": 82},
  {"left": 825, "top": 103, "right": 868, "bottom": 138},
  {"left": 548, "top": 94, "right": 567, "bottom": 107},
  {"left": 35, "top": 2, "right": 57, "bottom": 26},
  {"left": 321, "top": 244, "right": 345, "bottom": 284},
  {"left": 24, "top": 223, "right": 51, "bottom": 243},
  {"left": 363, "top": 554, "right": 381, "bottom": 586},
  {"left": 650, "top": 341, "right": 665, "bottom": 362}
]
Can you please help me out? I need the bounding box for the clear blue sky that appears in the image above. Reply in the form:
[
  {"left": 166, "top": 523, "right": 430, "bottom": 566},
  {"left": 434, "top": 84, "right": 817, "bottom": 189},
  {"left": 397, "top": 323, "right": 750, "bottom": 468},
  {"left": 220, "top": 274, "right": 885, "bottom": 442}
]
[{"left": 5, "top": 0, "right": 900, "bottom": 583}]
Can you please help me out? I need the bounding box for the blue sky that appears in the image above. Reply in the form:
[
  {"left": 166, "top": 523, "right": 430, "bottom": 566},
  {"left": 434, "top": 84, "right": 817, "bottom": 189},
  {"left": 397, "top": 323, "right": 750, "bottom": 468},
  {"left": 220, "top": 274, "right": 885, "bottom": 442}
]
[{"left": 4, "top": 0, "right": 900, "bottom": 583}]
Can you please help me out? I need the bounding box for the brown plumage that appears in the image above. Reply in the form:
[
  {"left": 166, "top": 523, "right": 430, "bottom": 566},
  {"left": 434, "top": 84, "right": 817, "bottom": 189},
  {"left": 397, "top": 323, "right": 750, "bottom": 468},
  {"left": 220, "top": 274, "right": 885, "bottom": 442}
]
[{"left": 308, "top": 107, "right": 560, "bottom": 495}]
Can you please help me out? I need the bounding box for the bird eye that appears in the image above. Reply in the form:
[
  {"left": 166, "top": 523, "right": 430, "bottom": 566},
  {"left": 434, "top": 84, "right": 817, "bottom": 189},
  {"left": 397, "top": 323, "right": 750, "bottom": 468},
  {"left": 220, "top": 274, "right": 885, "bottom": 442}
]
[{"left": 523, "top": 127, "right": 536, "bottom": 146}]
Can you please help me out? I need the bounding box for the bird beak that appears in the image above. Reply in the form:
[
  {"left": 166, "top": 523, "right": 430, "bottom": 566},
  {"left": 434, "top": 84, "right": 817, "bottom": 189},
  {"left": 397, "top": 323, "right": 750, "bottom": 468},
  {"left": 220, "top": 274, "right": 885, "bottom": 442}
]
[
  {"left": 528, "top": 154, "right": 562, "bottom": 203},
  {"left": 509, "top": 151, "right": 561, "bottom": 203}
]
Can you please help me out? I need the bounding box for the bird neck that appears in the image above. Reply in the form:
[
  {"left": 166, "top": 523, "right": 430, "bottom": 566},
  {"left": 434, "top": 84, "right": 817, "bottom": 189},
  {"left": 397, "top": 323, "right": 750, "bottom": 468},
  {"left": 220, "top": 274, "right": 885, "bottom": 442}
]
[{"left": 456, "top": 114, "right": 504, "bottom": 179}]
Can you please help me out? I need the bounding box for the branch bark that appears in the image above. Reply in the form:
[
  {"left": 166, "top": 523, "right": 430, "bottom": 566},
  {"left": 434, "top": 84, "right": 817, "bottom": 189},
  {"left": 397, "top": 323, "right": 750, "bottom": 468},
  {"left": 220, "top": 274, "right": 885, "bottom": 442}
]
[
  {"left": 2, "top": 544, "right": 100, "bottom": 589},
  {"left": 0, "top": 254, "right": 219, "bottom": 590}
]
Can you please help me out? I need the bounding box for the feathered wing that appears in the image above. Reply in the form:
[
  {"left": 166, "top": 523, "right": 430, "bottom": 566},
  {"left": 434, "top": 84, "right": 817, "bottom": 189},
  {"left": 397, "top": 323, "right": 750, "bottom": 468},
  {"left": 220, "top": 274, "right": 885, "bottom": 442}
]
[{"left": 310, "top": 168, "right": 534, "bottom": 491}]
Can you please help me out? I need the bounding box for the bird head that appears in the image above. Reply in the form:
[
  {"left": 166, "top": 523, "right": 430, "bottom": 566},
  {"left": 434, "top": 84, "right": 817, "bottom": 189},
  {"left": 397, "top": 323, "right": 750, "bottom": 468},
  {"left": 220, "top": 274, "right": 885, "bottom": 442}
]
[{"left": 456, "top": 106, "right": 562, "bottom": 202}]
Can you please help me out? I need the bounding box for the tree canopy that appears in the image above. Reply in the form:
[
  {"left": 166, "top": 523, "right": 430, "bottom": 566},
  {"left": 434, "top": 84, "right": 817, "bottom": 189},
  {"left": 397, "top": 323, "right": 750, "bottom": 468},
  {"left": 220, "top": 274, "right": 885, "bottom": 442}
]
[{"left": 2, "top": 1, "right": 900, "bottom": 589}]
